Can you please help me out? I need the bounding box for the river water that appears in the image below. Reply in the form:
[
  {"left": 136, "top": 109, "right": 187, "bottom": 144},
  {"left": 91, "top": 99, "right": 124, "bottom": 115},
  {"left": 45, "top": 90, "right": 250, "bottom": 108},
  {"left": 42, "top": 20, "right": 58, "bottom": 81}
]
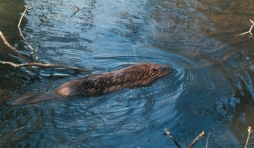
[{"left": 0, "top": 0, "right": 254, "bottom": 147}]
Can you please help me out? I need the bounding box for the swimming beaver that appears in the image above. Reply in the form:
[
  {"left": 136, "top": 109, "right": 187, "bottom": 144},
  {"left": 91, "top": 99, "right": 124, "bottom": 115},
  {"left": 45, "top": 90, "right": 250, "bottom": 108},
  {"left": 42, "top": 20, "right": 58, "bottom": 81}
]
[{"left": 13, "top": 63, "right": 171, "bottom": 104}]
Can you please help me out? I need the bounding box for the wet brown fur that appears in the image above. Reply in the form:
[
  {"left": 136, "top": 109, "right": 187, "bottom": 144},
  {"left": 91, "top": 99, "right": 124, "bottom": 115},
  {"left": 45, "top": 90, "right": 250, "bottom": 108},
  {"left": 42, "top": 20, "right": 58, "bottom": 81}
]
[
  {"left": 55, "top": 63, "right": 171, "bottom": 96},
  {"left": 14, "top": 63, "right": 171, "bottom": 104}
]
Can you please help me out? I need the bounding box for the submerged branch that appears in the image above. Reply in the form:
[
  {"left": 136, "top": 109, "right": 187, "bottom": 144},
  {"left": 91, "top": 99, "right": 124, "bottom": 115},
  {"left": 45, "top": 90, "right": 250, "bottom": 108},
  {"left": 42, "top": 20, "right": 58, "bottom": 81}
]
[
  {"left": 205, "top": 132, "right": 210, "bottom": 148},
  {"left": 71, "top": 6, "right": 81, "bottom": 17}
]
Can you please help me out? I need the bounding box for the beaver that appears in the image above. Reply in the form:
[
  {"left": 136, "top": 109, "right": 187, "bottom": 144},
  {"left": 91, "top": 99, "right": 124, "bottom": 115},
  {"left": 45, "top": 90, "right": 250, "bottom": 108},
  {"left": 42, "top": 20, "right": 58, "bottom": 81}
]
[{"left": 13, "top": 63, "right": 171, "bottom": 104}]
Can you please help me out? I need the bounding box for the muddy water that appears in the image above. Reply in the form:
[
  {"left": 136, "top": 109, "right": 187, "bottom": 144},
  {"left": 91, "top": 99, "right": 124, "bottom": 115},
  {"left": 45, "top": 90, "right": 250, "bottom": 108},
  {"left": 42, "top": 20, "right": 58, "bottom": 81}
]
[{"left": 1, "top": 0, "right": 254, "bottom": 147}]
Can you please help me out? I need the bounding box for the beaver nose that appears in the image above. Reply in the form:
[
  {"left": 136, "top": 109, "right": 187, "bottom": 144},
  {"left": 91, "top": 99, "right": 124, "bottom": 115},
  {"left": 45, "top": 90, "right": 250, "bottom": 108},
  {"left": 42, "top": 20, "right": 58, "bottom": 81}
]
[{"left": 161, "top": 65, "right": 172, "bottom": 74}]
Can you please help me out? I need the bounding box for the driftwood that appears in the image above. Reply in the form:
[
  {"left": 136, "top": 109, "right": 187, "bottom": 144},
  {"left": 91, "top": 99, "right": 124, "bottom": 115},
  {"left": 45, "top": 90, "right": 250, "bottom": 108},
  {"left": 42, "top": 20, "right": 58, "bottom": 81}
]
[{"left": 0, "top": 3, "right": 91, "bottom": 73}]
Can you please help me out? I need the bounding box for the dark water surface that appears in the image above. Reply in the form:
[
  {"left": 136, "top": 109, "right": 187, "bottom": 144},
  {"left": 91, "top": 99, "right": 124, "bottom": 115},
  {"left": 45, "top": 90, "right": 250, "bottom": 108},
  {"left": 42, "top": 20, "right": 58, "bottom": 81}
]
[{"left": 1, "top": 0, "right": 254, "bottom": 147}]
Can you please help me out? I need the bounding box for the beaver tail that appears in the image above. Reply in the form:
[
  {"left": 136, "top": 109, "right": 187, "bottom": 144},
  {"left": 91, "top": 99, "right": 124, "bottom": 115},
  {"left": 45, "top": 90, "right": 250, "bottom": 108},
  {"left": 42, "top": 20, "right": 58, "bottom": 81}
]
[{"left": 13, "top": 92, "right": 60, "bottom": 105}]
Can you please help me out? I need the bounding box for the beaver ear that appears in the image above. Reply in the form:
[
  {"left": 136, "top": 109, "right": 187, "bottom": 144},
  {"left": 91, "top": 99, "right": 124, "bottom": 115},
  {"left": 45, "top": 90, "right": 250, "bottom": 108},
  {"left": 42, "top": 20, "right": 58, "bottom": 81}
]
[{"left": 152, "top": 68, "right": 159, "bottom": 74}]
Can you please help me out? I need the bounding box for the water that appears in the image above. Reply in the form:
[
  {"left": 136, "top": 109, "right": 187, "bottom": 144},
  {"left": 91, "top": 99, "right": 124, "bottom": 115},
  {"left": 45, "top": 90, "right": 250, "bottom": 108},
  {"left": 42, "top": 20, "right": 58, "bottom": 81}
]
[{"left": 1, "top": 0, "right": 254, "bottom": 147}]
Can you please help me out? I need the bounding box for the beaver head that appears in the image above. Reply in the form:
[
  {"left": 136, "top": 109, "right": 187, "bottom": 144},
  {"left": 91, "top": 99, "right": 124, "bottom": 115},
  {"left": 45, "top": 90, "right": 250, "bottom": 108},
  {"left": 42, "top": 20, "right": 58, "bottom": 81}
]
[
  {"left": 119, "top": 63, "right": 171, "bottom": 86},
  {"left": 146, "top": 63, "right": 171, "bottom": 78}
]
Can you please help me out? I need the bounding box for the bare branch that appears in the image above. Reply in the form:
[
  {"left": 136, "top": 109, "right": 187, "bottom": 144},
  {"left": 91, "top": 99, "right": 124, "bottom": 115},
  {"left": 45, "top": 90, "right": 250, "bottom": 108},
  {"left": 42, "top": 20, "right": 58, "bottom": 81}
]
[
  {"left": 0, "top": 31, "right": 30, "bottom": 62},
  {"left": 244, "top": 126, "right": 253, "bottom": 148},
  {"left": 18, "top": 7, "right": 29, "bottom": 46},
  {"left": 0, "top": 5, "right": 91, "bottom": 73},
  {"left": 18, "top": 7, "right": 40, "bottom": 62},
  {"left": 0, "top": 61, "right": 92, "bottom": 72},
  {"left": 164, "top": 128, "right": 182, "bottom": 148},
  {"left": 187, "top": 131, "right": 205, "bottom": 148},
  {"left": 236, "top": 19, "right": 254, "bottom": 38}
]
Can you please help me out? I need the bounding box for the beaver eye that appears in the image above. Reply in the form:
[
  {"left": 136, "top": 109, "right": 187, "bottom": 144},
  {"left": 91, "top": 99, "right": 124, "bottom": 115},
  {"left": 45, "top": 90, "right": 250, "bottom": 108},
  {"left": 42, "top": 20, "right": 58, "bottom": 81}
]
[{"left": 152, "top": 68, "right": 159, "bottom": 74}]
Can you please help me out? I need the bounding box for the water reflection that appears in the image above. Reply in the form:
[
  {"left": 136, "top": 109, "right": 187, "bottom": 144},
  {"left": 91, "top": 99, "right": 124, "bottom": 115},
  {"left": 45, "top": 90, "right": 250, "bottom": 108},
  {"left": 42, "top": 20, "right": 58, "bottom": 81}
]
[
  {"left": 150, "top": 0, "right": 254, "bottom": 146},
  {"left": 1, "top": 0, "right": 254, "bottom": 147}
]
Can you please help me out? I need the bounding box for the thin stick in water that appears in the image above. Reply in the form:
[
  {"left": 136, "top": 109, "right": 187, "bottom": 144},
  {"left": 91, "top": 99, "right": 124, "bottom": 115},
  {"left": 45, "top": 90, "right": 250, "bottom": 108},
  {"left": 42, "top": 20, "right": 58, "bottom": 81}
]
[
  {"left": 187, "top": 131, "right": 205, "bottom": 148},
  {"left": 244, "top": 126, "right": 252, "bottom": 148},
  {"left": 206, "top": 132, "right": 210, "bottom": 148},
  {"left": 164, "top": 128, "right": 182, "bottom": 148},
  {"left": 18, "top": 7, "right": 40, "bottom": 62}
]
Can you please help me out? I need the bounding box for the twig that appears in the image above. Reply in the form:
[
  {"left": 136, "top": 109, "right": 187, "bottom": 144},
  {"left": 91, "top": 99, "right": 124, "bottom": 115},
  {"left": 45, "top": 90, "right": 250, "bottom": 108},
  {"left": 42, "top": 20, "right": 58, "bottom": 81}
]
[
  {"left": 0, "top": 61, "right": 92, "bottom": 72},
  {"left": 71, "top": 5, "right": 91, "bottom": 17},
  {"left": 0, "top": 31, "right": 30, "bottom": 62},
  {"left": 71, "top": 6, "right": 81, "bottom": 17},
  {"left": 164, "top": 128, "right": 182, "bottom": 148},
  {"left": 187, "top": 131, "right": 205, "bottom": 148},
  {"left": 18, "top": 7, "right": 40, "bottom": 62},
  {"left": 205, "top": 132, "right": 210, "bottom": 148},
  {"left": 235, "top": 19, "right": 254, "bottom": 38},
  {"left": 18, "top": 7, "right": 30, "bottom": 49},
  {"left": 244, "top": 126, "right": 253, "bottom": 148}
]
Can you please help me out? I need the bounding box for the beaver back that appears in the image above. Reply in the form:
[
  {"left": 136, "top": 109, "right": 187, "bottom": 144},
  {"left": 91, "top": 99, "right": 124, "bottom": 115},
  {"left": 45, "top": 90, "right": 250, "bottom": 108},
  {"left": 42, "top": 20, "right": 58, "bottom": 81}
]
[{"left": 55, "top": 63, "right": 171, "bottom": 96}]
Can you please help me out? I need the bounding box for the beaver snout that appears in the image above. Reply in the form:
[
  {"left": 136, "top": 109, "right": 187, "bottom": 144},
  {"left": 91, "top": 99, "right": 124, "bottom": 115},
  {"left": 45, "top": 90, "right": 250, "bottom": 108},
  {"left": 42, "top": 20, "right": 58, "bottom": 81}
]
[{"left": 160, "top": 65, "right": 172, "bottom": 76}]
